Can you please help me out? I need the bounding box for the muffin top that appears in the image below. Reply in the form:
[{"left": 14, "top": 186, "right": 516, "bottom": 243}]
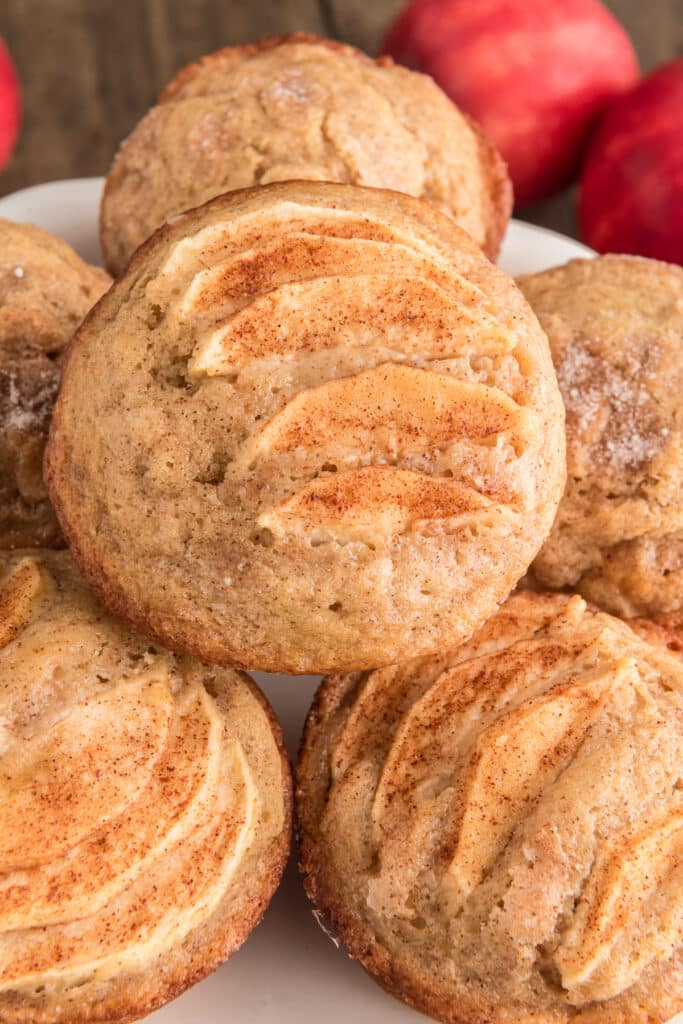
[
  {"left": 0, "top": 549, "right": 290, "bottom": 1023},
  {"left": 629, "top": 610, "right": 683, "bottom": 657},
  {"left": 518, "top": 255, "right": 683, "bottom": 618},
  {"left": 47, "top": 181, "right": 564, "bottom": 674},
  {"left": 298, "top": 590, "right": 683, "bottom": 1024},
  {"left": 100, "top": 33, "right": 511, "bottom": 275},
  {"left": 0, "top": 219, "right": 110, "bottom": 549}
]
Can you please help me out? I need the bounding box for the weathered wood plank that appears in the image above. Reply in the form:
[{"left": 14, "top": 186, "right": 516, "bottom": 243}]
[
  {"left": 324, "top": 0, "right": 401, "bottom": 51},
  {"left": 605, "top": 0, "right": 680, "bottom": 68}
]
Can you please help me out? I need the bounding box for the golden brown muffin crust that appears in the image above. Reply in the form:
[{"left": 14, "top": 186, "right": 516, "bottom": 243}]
[
  {"left": 100, "top": 33, "right": 511, "bottom": 276},
  {"left": 0, "top": 220, "right": 109, "bottom": 550},
  {"left": 0, "top": 550, "right": 291, "bottom": 1024},
  {"left": 652, "top": 607, "right": 683, "bottom": 639},
  {"left": 297, "top": 590, "right": 683, "bottom": 1024},
  {"left": 157, "top": 33, "right": 372, "bottom": 103},
  {"left": 518, "top": 255, "right": 683, "bottom": 621},
  {"left": 630, "top": 608, "right": 683, "bottom": 656},
  {"left": 48, "top": 182, "right": 565, "bottom": 675}
]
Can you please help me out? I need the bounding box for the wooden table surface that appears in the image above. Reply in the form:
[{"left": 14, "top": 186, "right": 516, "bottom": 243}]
[{"left": 0, "top": 0, "right": 681, "bottom": 238}]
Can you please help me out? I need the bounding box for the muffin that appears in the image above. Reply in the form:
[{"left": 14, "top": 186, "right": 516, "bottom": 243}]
[
  {"left": 100, "top": 33, "right": 512, "bottom": 275},
  {"left": 518, "top": 256, "right": 683, "bottom": 626},
  {"left": 46, "top": 181, "right": 565, "bottom": 675},
  {"left": 0, "top": 549, "right": 291, "bottom": 1023},
  {"left": 0, "top": 219, "right": 110, "bottom": 549},
  {"left": 649, "top": 608, "right": 683, "bottom": 645},
  {"left": 297, "top": 590, "right": 683, "bottom": 1024},
  {"left": 629, "top": 613, "right": 683, "bottom": 657}
]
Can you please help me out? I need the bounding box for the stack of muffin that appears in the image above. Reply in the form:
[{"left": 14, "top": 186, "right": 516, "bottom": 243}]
[{"left": 1, "top": 33, "right": 682, "bottom": 1024}]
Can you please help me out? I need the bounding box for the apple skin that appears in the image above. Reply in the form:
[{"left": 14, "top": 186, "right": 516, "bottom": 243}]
[
  {"left": 0, "top": 36, "right": 20, "bottom": 172},
  {"left": 381, "top": 0, "right": 639, "bottom": 206},
  {"left": 579, "top": 59, "right": 683, "bottom": 264}
]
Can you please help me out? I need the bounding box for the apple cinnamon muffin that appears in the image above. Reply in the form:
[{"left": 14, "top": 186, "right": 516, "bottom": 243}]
[
  {"left": 518, "top": 256, "right": 683, "bottom": 627},
  {"left": 297, "top": 590, "right": 683, "bottom": 1024},
  {"left": 47, "top": 182, "right": 564, "bottom": 674},
  {"left": 0, "top": 549, "right": 291, "bottom": 1024},
  {"left": 100, "top": 33, "right": 512, "bottom": 275},
  {"left": 0, "top": 219, "right": 109, "bottom": 549}
]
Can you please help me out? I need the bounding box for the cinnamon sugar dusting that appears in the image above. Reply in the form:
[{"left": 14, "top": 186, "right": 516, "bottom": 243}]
[
  {"left": 0, "top": 365, "right": 59, "bottom": 433},
  {"left": 556, "top": 338, "right": 668, "bottom": 472}
]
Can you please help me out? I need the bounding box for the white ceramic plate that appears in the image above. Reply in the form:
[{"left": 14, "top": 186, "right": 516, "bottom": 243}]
[{"left": 0, "top": 179, "right": 607, "bottom": 1024}]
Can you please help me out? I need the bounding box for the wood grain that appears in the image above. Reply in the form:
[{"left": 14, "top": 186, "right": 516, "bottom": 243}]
[{"left": 0, "top": 0, "right": 680, "bottom": 238}]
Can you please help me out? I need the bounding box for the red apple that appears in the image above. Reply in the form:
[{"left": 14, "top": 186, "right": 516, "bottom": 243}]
[
  {"left": 0, "top": 36, "right": 20, "bottom": 171},
  {"left": 381, "top": 0, "right": 639, "bottom": 206},
  {"left": 579, "top": 59, "right": 683, "bottom": 264}
]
